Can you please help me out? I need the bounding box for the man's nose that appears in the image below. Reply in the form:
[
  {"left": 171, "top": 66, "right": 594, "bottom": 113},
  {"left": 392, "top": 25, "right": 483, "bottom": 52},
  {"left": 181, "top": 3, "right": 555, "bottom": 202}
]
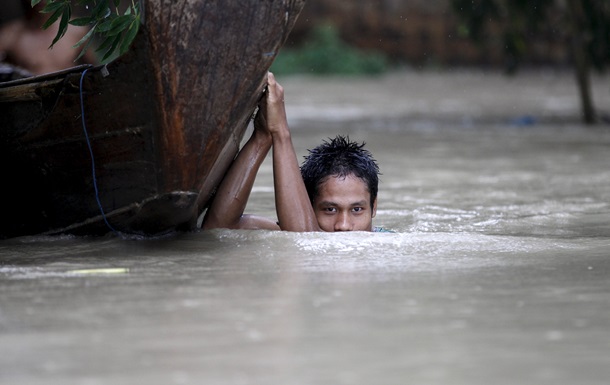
[{"left": 334, "top": 212, "right": 352, "bottom": 231}]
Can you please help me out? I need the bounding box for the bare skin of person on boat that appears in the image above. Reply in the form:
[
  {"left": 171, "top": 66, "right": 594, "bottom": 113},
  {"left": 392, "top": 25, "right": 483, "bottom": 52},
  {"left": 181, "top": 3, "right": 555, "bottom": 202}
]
[
  {"left": 0, "top": 1, "right": 94, "bottom": 75},
  {"left": 202, "top": 72, "right": 380, "bottom": 232}
]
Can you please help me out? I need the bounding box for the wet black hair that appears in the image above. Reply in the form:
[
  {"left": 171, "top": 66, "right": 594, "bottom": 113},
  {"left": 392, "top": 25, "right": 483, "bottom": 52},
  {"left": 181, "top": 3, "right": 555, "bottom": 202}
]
[{"left": 300, "top": 135, "right": 380, "bottom": 208}]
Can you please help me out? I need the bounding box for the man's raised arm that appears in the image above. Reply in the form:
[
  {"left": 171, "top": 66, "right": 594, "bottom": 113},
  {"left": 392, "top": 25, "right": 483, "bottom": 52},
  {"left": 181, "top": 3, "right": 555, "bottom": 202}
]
[
  {"left": 265, "top": 73, "right": 320, "bottom": 232},
  {"left": 202, "top": 73, "right": 319, "bottom": 231},
  {"left": 202, "top": 109, "right": 279, "bottom": 230}
]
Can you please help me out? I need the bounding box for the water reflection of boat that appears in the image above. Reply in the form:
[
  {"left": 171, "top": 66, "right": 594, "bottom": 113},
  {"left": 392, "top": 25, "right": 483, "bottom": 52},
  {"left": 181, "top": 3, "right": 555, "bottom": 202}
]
[{"left": 0, "top": 0, "right": 305, "bottom": 239}]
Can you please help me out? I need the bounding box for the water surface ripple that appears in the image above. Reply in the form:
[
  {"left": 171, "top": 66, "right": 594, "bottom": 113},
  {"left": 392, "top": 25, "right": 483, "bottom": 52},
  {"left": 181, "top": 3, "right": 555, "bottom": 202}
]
[{"left": 1, "top": 101, "right": 609, "bottom": 385}]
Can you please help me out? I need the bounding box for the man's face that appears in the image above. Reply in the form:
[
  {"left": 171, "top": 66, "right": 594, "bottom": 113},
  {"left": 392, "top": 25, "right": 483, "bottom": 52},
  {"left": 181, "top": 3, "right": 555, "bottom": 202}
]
[{"left": 313, "top": 174, "right": 377, "bottom": 232}]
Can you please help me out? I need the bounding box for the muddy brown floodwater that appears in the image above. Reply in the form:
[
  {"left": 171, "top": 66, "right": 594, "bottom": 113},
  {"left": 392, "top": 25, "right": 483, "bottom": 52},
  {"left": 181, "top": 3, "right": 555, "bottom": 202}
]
[{"left": 1, "top": 70, "right": 609, "bottom": 385}]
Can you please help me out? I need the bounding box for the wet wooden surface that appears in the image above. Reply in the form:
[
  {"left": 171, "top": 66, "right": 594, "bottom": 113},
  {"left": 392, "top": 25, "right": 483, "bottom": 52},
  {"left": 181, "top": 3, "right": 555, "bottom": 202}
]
[{"left": 0, "top": 0, "right": 306, "bottom": 238}]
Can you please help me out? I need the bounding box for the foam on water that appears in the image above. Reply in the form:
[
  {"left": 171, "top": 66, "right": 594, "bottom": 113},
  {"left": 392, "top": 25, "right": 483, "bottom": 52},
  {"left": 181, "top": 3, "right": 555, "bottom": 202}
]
[{"left": 204, "top": 228, "right": 603, "bottom": 275}]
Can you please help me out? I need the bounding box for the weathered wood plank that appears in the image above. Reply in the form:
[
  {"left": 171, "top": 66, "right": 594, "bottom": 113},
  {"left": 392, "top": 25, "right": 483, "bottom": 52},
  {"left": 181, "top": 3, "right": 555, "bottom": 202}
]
[{"left": 0, "top": 0, "right": 306, "bottom": 238}]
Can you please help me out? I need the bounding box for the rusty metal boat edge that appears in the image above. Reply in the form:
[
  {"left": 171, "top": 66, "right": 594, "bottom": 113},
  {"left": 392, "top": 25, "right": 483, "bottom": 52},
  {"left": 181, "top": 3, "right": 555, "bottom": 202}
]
[{"left": 0, "top": 0, "right": 305, "bottom": 238}]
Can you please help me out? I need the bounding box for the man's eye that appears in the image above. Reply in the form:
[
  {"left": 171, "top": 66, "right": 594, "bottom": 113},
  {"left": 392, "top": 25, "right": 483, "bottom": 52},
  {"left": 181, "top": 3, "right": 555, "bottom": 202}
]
[
  {"left": 352, "top": 207, "right": 364, "bottom": 213},
  {"left": 323, "top": 207, "right": 336, "bottom": 213}
]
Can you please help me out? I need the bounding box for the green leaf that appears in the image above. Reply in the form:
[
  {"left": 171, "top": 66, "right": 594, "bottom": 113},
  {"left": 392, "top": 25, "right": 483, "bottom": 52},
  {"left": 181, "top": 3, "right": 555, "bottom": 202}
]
[
  {"left": 72, "top": 23, "right": 96, "bottom": 48},
  {"left": 119, "top": 17, "right": 139, "bottom": 55},
  {"left": 50, "top": 6, "right": 71, "bottom": 48},
  {"left": 92, "top": 0, "right": 110, "bottom": 20},
  {"left": 101, "top": 34, "right": 122, "bottom": 62},
  {"left": 41, "top": 7, "right": 64, "bottom": 30},
  {"left": 33, "top": 0, "right": 142, "bottom": 61},
  {"left": 69, "top": 16, "right": 93, "bottom": 27},
  {"left": 107, "top": 14, "right": 134, "bottom": 36},
  {"left": 95, "top": 34, "right": 117, "bottom": 53},
  {"left": 74, "top": 35, "right": 95, "bottom": 62},
  {"left": 40, "top": 1, "right": 66, "bottom": 14},
  {"left": 96, "top": 17, "right": 115, "bottom": 33}
]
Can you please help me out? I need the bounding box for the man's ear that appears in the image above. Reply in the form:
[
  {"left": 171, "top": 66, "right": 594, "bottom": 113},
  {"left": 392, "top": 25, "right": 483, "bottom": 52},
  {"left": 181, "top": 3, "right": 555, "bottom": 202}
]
[{"left": 371, "top": 197, "right": 377, "bottom": 218}]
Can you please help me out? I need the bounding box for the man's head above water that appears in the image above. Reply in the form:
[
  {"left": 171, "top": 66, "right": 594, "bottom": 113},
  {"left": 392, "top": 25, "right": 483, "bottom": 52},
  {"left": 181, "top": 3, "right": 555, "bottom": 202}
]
[
  {"left": 301, "top": 135, "right": 380, "bottom": 208},
  {"left": 202, "top": 73, "right": 383, "bottom": 232},
  {"left": 300, "top": 136, "right": 380, "bottom": 231}
]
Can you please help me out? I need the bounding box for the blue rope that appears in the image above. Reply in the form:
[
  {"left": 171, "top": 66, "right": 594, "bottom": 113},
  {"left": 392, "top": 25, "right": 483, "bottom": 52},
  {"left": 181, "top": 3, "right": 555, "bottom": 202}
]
[{"left": 79, "top": 68, "right": 119, "bottom": 235}]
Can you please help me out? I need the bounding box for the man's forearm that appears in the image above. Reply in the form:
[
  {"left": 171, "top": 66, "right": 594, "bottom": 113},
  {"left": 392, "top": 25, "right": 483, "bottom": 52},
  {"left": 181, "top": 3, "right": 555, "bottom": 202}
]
[
  {"left": 272, "top": 129, "right": 319, "bottom": 232},
  {"left": 202, "top": 131, "right": 271, "bottom": 229}
]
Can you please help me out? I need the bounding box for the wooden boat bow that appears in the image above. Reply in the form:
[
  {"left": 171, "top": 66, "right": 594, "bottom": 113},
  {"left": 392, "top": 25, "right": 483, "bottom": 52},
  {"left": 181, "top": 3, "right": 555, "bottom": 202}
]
[{"left": 0, "top": 0, "right": 306, "bottom": 238}]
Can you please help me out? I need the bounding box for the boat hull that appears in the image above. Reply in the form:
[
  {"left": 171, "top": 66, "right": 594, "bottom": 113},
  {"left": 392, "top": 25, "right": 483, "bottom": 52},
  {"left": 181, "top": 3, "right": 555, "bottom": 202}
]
[{"left": 0, "top": 0, "right": 305, "bottom": 238}]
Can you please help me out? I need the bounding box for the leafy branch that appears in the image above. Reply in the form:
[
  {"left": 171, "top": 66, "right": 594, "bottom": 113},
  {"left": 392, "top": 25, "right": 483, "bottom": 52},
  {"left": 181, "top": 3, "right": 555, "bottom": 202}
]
[{"left": 31, "top": 0, "right": 141, "bottom": 62}]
